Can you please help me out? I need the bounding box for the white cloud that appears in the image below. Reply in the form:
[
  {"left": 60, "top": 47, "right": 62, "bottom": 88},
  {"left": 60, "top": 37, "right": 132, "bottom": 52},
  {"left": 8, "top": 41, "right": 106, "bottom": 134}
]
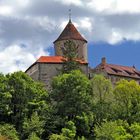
[
  {"left": 0, "top": 6, "right": 13, "bottom": 16},
  {"left": 79, "top": 17, "right": 92, "bottom": 32},
  {"left": 0, "top": 44, "right": 49, "bottom": 74},
  {"left": 108, "top": 30, "right": 122, "bottom": 44},
  {"left": 87, "top": 0, "right": 140, "bottom": 14},
  {"left": 55, "top": 0, "right": 83, "bottom": 6}
]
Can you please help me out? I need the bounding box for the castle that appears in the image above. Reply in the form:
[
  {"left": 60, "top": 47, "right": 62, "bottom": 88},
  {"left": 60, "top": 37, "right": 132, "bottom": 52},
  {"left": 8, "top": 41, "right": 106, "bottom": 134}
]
[{"left": 26, "top": 19, "right": 140, "bottom": 88}]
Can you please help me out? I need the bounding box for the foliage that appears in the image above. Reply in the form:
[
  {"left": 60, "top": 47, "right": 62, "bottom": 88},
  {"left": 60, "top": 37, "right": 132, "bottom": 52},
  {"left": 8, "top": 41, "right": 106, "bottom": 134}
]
[
  {"left": 49, "top": 134, "right": 66, "bottom": 140},
  {"left": 51, "top": 70, "right": 92, "bottom": 119},
  {"left": 95, "top": 121, "right": 140, "bottom": 140},
  {"left": 0, "top": 73, "right": 11, "bottom": 122},
  {"left": 61, "top": 40, "right": 80, "bottom": 73},
  {"left": 49, "top": 121, "right": 76, "bottom": 140},
  {"left": 6, "top": 71, "right": 48, "bottom": 133},
  {"left": 94, "top": 120, "right": 132, "bottom": 140},
  {"left": 1, "top": 69, "right": 140, "bottom": 139},
  {"left": 113, "top": 79, "right": 140, "bottom": 123},
  {"left": 0, "top": 71, "right": 49, "bottom": 139},
  {"left": 0, "top": 123, "right": 19, "bottom": 140},
  {"left": 91, "top": 75, "right": 113, "bottom": 123},
  {"left": 61, "top": 121, "right": 76, "bottom": 139},
  {"left": 75, "top": 112, "right": 94, "bottom": 138},
  {"left": 27, "top": 132, "right": 41, "bottom": 140},
  {"left": 129, "top": 123, "right": 140, "bottom": 139},
  {"left": 23, "top": 112, "right": 45, "bottom": 139}
]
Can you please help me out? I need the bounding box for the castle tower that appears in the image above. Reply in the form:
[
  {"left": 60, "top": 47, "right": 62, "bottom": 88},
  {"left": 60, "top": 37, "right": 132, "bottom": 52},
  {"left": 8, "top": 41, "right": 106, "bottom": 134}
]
[{"left": 53, "top": 19, "right": 88, "bottom": 62}]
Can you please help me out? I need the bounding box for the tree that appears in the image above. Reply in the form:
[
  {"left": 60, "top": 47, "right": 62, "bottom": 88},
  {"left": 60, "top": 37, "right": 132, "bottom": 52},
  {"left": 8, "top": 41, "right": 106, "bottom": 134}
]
[
  {"left": 91, "top": 75, "right": 113, "bottom": 124},
  {"left": 5, "top": 71, "right": 48, "bottom": 137},
  {"left": 113, "top": 79, "right": 140, "bottom": 123},
  {"left": 94, "top": 120, "right": 132, "bottom": 140},
  {"left": 49, "top": 121, "right": 76, "bottom": 140},
  {"left": 0, "top": 123, "right": 19, "bottom": 140},
  {"left": 61, "top": 40, "right": 80, "bottom": 73},
  {"left": 49, "top": 134, "right": 66, "bottom": 140},
  {"left": 27, "top": 132, "right": 41, "bottom": 140},
  {"left": 0, "top": 73, "right": 11, "bottom": 122},
  {"left": 23, "top": 112, "right": 45, "bottom": 139},
  {"left": 129, "top": 123, "right": 140, "bottom": 139},
  {"left": 75, "top": 112, "right": 94, "bottom": 138},
  {"left": 50, "top": 70, "right": 93, "bottom": 139},
  {"left": 51, "top": 70, "right": 92, "bottom": 120}
]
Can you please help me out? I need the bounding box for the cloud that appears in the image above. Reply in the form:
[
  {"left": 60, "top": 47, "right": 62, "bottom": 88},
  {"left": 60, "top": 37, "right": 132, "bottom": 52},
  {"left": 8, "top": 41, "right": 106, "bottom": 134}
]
[
  {"left": 0, "top": 44, "right": 49, "bottom": 74},
  {"left": 54, "top": 0, "right": 83, "bottom": 6},
  {"left": 0, "top": 0, "right": 140, "bottom": 73},
  {"left": 0, "top": 6, "right": 13, "bottom": 16},
  {"left": 87, "top": 0, "right": 140, "bottom": 14}
]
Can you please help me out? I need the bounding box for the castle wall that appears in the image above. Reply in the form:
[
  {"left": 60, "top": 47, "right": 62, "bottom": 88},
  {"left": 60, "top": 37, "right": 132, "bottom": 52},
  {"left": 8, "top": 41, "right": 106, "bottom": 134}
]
[
  {"left": 39, "top": 63, "right": 62, "bottom": 88},
  {"left": 26, "top": 63, "right": 88, "bottom": 89},
  {"left": 54, "top": 39, "right": 87, "bottom": 62},
  {"left": 26, "top": 63, "right": 39, "bottom": 81},
  {"left": 39, "top": 63, "right": 88, "bottom": 88}
]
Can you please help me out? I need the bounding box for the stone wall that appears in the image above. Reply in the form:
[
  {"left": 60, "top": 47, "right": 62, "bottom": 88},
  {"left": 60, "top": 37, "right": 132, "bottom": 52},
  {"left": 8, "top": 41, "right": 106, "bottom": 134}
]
[
  {"left": 54, "top": 39, "right": 88, "bottom": 62},
  {"left": 26, "top": 63, "right": 88, "bottom": 89},
  {"left": 26, "top": 63, "right": 39, "bottom": 81}
]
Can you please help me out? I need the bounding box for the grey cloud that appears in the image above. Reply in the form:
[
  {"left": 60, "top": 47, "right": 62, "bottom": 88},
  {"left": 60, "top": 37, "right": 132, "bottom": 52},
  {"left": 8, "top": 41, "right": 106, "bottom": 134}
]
[
  {"left": 0, "top": 0, "right": 140, "bottom": 46},
  {"left": 0, "top": 16, "right": 58, "bottom": 47},
  {"left": 104, "top": 14, "right": 140, "bottom": 31}
]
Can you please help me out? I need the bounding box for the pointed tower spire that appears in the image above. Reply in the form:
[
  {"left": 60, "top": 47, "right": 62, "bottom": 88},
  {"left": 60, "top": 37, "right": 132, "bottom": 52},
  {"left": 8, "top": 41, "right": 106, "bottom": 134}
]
[
  {"left": 69, "top": 9, "right": 72, "bottom": 23},
  {"left": 54, "top": 12, "right": 88, "bottom": 62}
]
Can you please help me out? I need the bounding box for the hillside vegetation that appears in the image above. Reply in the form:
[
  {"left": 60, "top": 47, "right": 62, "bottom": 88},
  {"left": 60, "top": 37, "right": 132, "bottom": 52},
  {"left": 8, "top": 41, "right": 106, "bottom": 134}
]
[{"left": 0, "top": 71, "right": 140, "bottom": 139}]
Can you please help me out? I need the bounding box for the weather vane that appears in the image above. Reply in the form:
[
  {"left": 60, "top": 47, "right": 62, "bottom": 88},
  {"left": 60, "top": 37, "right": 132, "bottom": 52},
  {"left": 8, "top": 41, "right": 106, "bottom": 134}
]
[{"left": 69, "top": 9, "right": 71, "bottom": 21}]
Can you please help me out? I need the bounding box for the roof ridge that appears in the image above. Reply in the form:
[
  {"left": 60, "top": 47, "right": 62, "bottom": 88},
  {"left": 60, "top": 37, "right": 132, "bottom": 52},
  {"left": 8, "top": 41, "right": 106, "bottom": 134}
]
[{"left": 107, "top": 63, "right": 135, "bottom": 69}]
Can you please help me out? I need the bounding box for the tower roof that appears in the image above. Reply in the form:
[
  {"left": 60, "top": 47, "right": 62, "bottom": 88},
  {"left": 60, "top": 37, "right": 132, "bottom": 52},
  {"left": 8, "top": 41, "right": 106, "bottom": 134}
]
[{"left": 54, "top": 20, "right": 87, "bottom": 43}]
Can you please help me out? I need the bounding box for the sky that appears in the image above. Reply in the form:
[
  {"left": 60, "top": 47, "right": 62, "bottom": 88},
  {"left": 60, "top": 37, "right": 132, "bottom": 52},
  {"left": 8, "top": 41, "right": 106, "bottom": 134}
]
[{"left": 0, "top": 0, "right": 140, "bottom": 73}]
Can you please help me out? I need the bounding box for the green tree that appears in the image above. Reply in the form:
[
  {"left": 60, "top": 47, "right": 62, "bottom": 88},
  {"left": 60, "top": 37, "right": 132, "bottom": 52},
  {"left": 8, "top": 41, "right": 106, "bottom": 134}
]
[
  {"left": 91, "top": 75, "right": 113, "bottom": 124},
  {"left": 61, "top": 40, "right": 80, "bottom": 73},
  {"left": 94, "top": 120, "right": 132, "bottom": 140},
  {"left": 0, "top": 123, "right": 19, "bottom": 140},
  {"left": 50, "top": 70, "right": 93, "bottom": 139},
  {"left": 23, "top": 112, "right": 45, "bottom": 139},
  {"left": 49, "top": 134, "right": 66, "bottom": 140},
  {"left": 75, "top": 112, "right": 94, "bottom": 138},
  {"left": 5, "top": 71, "right": 48, "bottom": 136},
  {"left": 0, "top": 73, "right": 11, "bottom": 122},
  {"left": 129, "top": 122, "right": 140, "bottom": 139},
  {"left": 113, "top": 80, "right": 140, "bottom": 123},
  {"left": 49, "top": 121, "right": 76, "bottom": 140},
  {"left": 27, "top": 132, "right": 41, "bottom": 140},
  {"left": 51, "top": 70, "right": 92, "bottom": 120},
  {"left": 61, "top": 121, "right": 76, "bottom": 139}
]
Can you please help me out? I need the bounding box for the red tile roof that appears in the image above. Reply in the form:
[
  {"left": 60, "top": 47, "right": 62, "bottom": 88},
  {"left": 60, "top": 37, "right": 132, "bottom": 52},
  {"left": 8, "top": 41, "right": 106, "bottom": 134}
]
[
  {"left": 37, "top": 56, "right": 87, "bottom": 64},
  {"left": 25, "top": 56, "right": 87, "bottom": 73},
  {"left": 54, "top": 20, "right": 87, "bottom": 43},
  {"left": 96, "top": 63, "right": 140, "bottom": 79}
]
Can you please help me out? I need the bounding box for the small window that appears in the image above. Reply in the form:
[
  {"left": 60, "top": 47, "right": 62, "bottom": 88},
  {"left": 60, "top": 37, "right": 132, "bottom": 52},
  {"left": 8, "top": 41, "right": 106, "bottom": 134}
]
[
  {"left": 111, "top": 68, "right": 121, "bottom": 73},
  {"left": 124, "top": 70, "right": 133, "bottom": 75}
]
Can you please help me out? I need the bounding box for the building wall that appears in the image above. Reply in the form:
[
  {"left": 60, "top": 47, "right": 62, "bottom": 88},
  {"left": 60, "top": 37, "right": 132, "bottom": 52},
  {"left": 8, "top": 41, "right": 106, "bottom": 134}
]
[
  {"left": 38, "top": 63, "right": 62, "bottom": 88},
  {"left": 26, "top": 64, "right": 39, "bottom": 81},
  {"left": 54, "top": 39, "right": 88, "bottom": 62},
  {"left": 107, "top": 74, "right": 140, "bottom": 85},
  {"left": 26, "top": 63, "right": 88, "bottom": 89},
  {"left": 92, "top": 68, "right": 140, "bottom": 84}
]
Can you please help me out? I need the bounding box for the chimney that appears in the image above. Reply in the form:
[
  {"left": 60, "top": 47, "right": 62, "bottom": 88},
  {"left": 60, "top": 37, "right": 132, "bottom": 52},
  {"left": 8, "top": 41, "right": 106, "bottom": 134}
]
[{"left": 101, "top": 57, "right": 106, "bottom": 65}]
